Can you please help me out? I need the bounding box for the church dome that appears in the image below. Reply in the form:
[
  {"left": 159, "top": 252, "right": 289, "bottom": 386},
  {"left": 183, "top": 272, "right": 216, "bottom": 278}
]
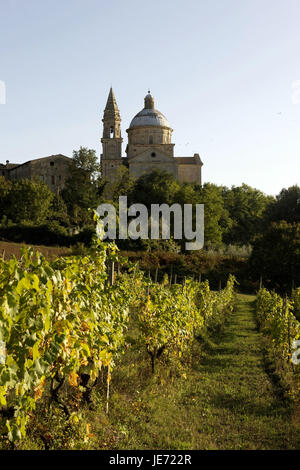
[{"left": 129, "top": 93, "right": 171, "bottom": 129}]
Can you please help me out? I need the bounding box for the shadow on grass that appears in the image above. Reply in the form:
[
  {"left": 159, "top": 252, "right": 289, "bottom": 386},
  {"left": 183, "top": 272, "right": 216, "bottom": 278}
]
[{"left": 210, "top": 391, "right": 291, "bottom": 419}]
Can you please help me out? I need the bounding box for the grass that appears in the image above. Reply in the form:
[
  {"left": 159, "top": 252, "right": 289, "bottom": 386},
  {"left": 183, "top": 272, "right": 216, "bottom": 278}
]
[
  {"left": 8, "top": 293, "right": 300, "bottom": 450},
  {"left": 84, "top": 294, "right": 300, "bottom": 450}
]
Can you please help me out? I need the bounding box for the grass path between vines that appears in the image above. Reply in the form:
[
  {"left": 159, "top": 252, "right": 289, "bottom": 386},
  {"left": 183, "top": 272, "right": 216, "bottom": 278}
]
[{"left": 102, "top": 294, "right": 300, "bottom": 450}]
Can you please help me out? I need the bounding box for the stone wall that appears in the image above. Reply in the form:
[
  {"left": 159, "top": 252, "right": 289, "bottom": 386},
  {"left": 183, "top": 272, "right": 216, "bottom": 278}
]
[
  {"left": 177, "top": 163, "right": 202, "bottom": 184},
  {"left": 101, "top": 158, "right": 125, "bottom": 181}
]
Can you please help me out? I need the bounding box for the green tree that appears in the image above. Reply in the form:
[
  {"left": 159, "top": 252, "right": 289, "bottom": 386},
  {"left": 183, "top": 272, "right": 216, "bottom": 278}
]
[
  {"left": 101, "top": 166, "right": 136, "bottom": 202},
  {"left": 5, "top": 179, "right": 54, "bottom": 224},
  {"left": 129, "top": 170, "right": 181, "bottom": 207},
  {"left": 197, "top": 183, "right": 230, "bottom": 247},
  {"left": 250, "top": 221, "right": 300, "bottom": 292},
  {"left": 0, "top": 176, "right": 12, "bottom": 221},
  {"left": 48, "top": 193, "right": 70, "bottom": 227},
  {"left": 123, "top": 172, "right": 229, "bottom": 248},
  {"left": 61, "top": 147, "right": 101, "bottom": 225},
  {"left": 222, "top": 184, "right": 273, "bottom": 245},
  {"left": 266, "top": 185, "right": 300, "bottom": 224}
]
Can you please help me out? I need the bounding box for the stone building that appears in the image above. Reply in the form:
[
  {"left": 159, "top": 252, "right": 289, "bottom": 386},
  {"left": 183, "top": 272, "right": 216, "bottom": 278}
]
[
  {"left": 0, "top": 161, "right": 19, "bottom": 179},
  {"left": 100, "top": 88, "right": 203, "bottom": 184},
  {"left": 0, "top": 154, "right": 71, "bottom": 193},
  {"left": 1, "top": 89, "right": 203, "bottom": 192}
]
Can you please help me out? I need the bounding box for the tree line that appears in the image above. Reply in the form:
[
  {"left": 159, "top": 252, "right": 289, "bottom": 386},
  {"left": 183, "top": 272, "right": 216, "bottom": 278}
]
[{"left": 0, "top": 146, "right": 299, "bottom": 290}]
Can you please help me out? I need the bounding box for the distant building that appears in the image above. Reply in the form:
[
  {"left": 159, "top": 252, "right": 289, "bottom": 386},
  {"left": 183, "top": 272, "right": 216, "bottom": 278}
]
[
  {"left": 0, "top": 154, "right": 71, "bottom": 193},
  {"left": 100, "top": 88, "right": 203, "bottom": 184},
  {"left": 1, "top": 89, "right": 203, "bottom": 192}
]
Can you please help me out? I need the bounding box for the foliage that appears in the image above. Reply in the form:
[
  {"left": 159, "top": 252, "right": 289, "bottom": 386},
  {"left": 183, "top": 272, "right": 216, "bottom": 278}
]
[
  {"left": 1, "top": 160, "right": 294, "bottom": 258},
  {"left": 61, "top": 147, "right": 101, "bottom": 225},
  {"left": 222, "top": 184, "right": 273, "bottom": 245},
  {"left": 0, "top": 228, "right": 236, "bottom": 443},
  {"left": 256, "top": 288, "right": 300, "bottom": 361},
  {"left": 0, "top": 221, "right": 70, "bottom": 246},
  {"left": 250, "top": 221, "right": 300, "bottom": 292},
  {"left": 0, "top": 177, "right": 12, "bottom": 219},
  {"left": 0, "top": 178, "right": 54, "bottom": 225},
  {"left": 197, "top": 183, "right": 230, "bottom": 247},
  {"left": 49, "top": 194, "right": 70, "bottom": 227},
  {"left": 101, "top": 166, "right": 136, "bottom": 202},
  {"left": 128, "top": 170, "right": 180, "bottom": 207},
  {"left": 291, "top": 288, "right": 300, "bottom": 322},
  {"left": 0, "top": 237, "right": 129, "bottom": 442},
  {"left": 265, "top": 185, "right": 300, "bottom": 224},
  {"left": 100, "top": 171, "right": 231, "bottom": 248},
  {"left": 136, "top": 274, "right": 236, "bottom": 373}
]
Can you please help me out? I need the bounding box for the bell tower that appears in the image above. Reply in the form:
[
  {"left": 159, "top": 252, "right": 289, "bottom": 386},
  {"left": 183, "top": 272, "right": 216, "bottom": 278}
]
[{"left": 101, "top": 87, "right": 123, "bottom": 180}]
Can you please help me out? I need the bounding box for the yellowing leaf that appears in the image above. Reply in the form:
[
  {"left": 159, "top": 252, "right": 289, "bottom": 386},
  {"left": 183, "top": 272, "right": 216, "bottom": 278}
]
[
  {"left": 0, "top": 389, "right": 7, "bottom": 406},
  {"left": 34, "top": 376, "right": 46, "bottom": 401},
  {"left": 68, "top": 371, "right": 79, "bottom": 387},
  {"left": 80, "top": 322, "right": 90, "bottom": 332},
  {"left": 32, "top": 341, "right": 40, "bottom": 361}
]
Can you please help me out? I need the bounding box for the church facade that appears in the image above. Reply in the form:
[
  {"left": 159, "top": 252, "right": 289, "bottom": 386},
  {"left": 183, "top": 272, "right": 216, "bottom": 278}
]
[{"left": 100, "top": 89, "right": 203, "bottom": 184}]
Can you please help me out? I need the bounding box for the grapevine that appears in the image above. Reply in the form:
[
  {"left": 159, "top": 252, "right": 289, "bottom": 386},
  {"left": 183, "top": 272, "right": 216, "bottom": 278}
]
[{"left": 0, "top": 236, "right": 237, "bottom": 444}]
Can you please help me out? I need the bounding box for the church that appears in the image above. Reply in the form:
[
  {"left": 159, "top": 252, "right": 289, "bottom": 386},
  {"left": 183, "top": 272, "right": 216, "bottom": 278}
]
[
  {"left": 100, "top": 88, "right": 203, "bottom": 184},
  {"left": 1, "top": 89, "right": 203, "bottom": 193}
]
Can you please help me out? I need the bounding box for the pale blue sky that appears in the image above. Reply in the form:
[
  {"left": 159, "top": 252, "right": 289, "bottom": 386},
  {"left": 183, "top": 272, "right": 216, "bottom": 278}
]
[{"left": 0, "top": 0, "right": 300, "bottom": 195}]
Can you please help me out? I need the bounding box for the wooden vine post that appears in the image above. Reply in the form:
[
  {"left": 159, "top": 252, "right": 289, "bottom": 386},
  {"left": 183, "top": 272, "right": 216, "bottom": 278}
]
[
  {"left": 169, "top": 265, "right": 173, "bottom": 286},
  {"left": 110, "top": 261, "right": 115, "bottom": 285}
]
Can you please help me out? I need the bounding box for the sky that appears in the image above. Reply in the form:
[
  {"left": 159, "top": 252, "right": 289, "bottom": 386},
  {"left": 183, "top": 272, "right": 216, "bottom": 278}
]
[{"left": 0, "top": 0, "right": 300, "bottom": 196}]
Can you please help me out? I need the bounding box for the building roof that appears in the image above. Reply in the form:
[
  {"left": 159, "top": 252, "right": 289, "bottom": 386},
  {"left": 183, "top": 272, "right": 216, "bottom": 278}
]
[
  {"left": 129, "top": 93, "right": 171, "bottom": 129},
  {"left": 3, "top": 154, "right": 71, "bottom": 171},
  {"left": 0, "top": 163, "right": 19, "bottom": 169},
  {"left": 27, "top": 154, "right": 71, "bottom": 165}
]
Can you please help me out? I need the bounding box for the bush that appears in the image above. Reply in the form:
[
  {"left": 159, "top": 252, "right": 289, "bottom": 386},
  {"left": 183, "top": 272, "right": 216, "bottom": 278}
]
[
  {"left": 250, "top": 221, "right": 300, "bottom": 292},
  {"left": 0, "top": 222, "right": 71, "bottom": 246}
]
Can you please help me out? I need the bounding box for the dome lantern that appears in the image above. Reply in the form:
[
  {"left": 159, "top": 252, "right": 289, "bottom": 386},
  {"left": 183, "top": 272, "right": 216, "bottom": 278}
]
[
  {"left": 128, "top": 92, "right": 171, "bottom": 129},
  {"left": 144, "top": 91, "right": 154, "bottom": 109}
]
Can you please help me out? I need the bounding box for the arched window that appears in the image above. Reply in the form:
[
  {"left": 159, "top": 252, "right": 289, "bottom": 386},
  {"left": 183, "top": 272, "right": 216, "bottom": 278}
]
[
  {"left": 110, "top": 126, "right": 114, "bottom": 138},
  {"left": 149, "top": 136, "right": 153, "bottom": 144}
]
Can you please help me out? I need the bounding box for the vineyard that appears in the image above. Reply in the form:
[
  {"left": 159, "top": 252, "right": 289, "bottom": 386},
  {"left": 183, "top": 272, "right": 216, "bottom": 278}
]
[
  {"left": 0, "top": 235, "right": 237, "bottom": 448},
  {"left": 256, "top": 287, "right": 300, "bottom": 365},
  {"left": 0, "top": 230, "right": 299, "bottom": 449}
]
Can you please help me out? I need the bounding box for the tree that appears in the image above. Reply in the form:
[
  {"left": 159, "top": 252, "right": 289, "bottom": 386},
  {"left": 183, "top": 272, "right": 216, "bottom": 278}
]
[
  {"left": 222, "top": 184, "right": 273, "bottom": 245},
  {"left": 265, "top": 185, "right": 300, "bottom": 224},
  {"left": 5, "top": 179, "right": 53, "bottom": 224},
  {"left": 250, "top": 221, "right": 300, "bottom": 292},
  {"left": 61, "top": 147, "right": 101, "bottom": 225},
  {"left": 0, "top": 176, "right": 12, "bottom": 221},
  {"left": 101, "top": 166, "right": 136, "bottom": 202},
  {"left": 129, "top": 170, "right": 181, "bottom": 207},
  {"left": 48, "top": 194, "right": 70, "bottom": 227},
  {"left": 196, "top": 183, "right": 230, "bottom": 247}
]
